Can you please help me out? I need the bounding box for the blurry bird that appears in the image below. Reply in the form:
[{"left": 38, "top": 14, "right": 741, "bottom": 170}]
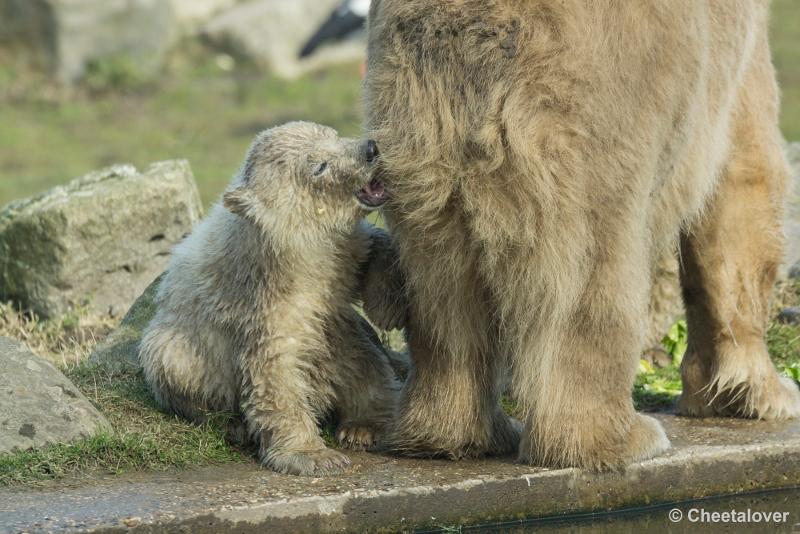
[{"left": 299, "top": 0, "right": 371, "bottom": 58}]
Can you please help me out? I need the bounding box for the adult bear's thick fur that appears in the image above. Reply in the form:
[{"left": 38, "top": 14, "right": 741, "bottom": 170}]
[{"left": 365, "top": 0, "right": 800, "bottom": 469}]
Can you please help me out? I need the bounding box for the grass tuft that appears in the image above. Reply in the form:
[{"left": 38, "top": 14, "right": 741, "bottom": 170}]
[
  {"left": 0, "top": 301, "right": 115, "bottom": 366},
  {"left": 0, "top": 429, "right": 237, "bottom": 486}
]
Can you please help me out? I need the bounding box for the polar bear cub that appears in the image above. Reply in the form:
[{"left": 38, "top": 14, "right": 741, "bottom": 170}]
[{"left": 140, "top": 122, "right": 401, "bottom": 475}]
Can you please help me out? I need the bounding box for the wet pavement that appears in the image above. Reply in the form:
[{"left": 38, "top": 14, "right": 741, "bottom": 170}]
[{"left": 2, "top": 413, "right": 800, "bottom": 533}]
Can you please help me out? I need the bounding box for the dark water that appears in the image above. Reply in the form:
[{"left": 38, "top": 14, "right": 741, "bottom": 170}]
[{"left": 422, "top": 487, "right": 800, "bottom": 533}]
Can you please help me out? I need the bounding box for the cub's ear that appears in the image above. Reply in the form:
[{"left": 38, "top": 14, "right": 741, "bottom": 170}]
[
  {"left": 223, "top": 186, "right": 251, "bottom": 217},
  {"left": 223, "top": 181, "right": 274, "bottom": 221}
]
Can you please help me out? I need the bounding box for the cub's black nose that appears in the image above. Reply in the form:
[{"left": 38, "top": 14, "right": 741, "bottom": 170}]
[{"left": 365, "top": 140, "right": 379, "bottom": 163}]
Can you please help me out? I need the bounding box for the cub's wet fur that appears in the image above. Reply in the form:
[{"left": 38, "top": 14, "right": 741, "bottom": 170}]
[{"left": 140, "top": 122, "right": 403, "bottom": 476}]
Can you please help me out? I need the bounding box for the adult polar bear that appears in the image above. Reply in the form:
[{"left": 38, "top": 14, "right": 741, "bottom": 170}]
[{"left": 365, "top": 0, "right": 800, "bottom": 469}]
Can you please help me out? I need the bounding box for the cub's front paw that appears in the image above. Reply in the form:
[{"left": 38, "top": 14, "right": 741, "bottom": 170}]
[{"left": 262, "top": 447, "right": 352, "bottom": 476}]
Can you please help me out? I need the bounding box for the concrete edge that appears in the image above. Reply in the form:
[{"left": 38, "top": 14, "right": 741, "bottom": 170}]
[{"left": 109, "top": 442, "right": 800, "bottom": 533}]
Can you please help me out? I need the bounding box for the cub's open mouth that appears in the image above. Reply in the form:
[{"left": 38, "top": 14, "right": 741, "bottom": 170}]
[{"left": 356, "top": 177, "right": 388, "bottom": 208}]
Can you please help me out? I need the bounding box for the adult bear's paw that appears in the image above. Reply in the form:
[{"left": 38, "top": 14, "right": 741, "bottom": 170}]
[
  {"left": 678, "top": 345, "right": 800, "bottom": 421},
  {"left": 518, "top": 413, "right": 670, "bottom": 471},
  {"left": 617, "top": 414, "right": 671, "bottom": 466},
  {"left": 383, "top": 407, "right": 520, "bottom": 459}
]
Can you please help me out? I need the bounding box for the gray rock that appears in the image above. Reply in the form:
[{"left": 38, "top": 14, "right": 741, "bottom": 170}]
[
  {"left": 0, "top": 0, "right": 176, "bottom": 83},
  {"left": 778, "top": 307, "right": 800, "bottom": 326},
  {"left": 88, "top": 275, "right": 161, "bottom": 372},
  {"left": 790, "top": 262, "right": 800, "bottom": 280},
  {"left": 202, "top": 0, "right": 366, "bottom": 79},
  {"left": 169, "top": 0, "right": 240, "bottom": 35},
  {"left": 0, "top": 336, "right": 111, "bottom": 453},
  {"left": 0, "top": 160, "right": 203, "bottom": 319}
]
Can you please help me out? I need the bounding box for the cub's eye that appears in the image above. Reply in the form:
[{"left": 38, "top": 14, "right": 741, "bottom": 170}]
[{"left": 312, "top": 161, "right": 329, "bottom": 177}]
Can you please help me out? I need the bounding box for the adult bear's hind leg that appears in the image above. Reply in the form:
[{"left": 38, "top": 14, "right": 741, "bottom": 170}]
[
  {"left": 390, "top": 314, "right": 519, "bottom": 459},
  {"left": 677, "top": 73, "right": 800, "bottom": 421}
]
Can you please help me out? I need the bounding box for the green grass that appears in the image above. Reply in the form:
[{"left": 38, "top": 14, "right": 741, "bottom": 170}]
[
  {"left": 772, "top": 0, "right": 800, "bottom": 141},
  {"left": 0, "top": 428, "right": 236, "bottom": 486},
  {"left": 0, "top": 44, "right": 364, "bottom": 207},
  {"left": 0, "top": 1, "right": 799, "bottom": 208},
  {"left": 0, "top": 301, "right": 247, "bottom": 486},
  {"left": 633, "top": 360, "right": 683, "bottom": 412}
]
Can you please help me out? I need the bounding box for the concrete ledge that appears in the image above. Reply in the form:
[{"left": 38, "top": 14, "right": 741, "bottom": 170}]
[{"left": 2, "top": 413, "right": 800, "bottom": 533}]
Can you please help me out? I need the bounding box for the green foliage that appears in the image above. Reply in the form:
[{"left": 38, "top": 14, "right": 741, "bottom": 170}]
[
  {"left": 82, "top": 55, "right": 152, "bottom": 93},
  {"left": 767, "top": 323, "right": 800, "bottom": 370},
  {"left": 633, "top": 359, "right": 682, "bottom": 412},
  {"left": 632, "top": 319, "right": 687, "bottom": 411},
  {"left": 634, "top": 305, "right": 800, "bottom": 410},
  {"left": 785, "top": 362, "right": 800, "bottom": 383},
  {"left": 661, "top": 319, "right": 688, "bottom": 366},
  {"left": 769, "top": 324, "right": 800, "bottom": 386}
]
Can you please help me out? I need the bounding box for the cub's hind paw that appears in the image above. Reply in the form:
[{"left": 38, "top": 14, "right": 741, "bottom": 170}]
[
  {"left": 336, "top": 423, "right": 379, "bottom": 451},
  {"left": 489, "top": 411, "right": 522, "bottom": 457},
  {"left": 263, "top": 447, "right": 351, "bottom": 476}
]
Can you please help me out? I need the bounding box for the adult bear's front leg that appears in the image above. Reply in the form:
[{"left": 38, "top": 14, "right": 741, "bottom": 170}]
[
  {"left": 506, "top": 236, "right": 671, "bottom": 470},
  {"left": 384, "top": 218, "right": 520, "bottom": 458},
  {"left": 390, "top": 313, "right": 520, "bottom": 458}
]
